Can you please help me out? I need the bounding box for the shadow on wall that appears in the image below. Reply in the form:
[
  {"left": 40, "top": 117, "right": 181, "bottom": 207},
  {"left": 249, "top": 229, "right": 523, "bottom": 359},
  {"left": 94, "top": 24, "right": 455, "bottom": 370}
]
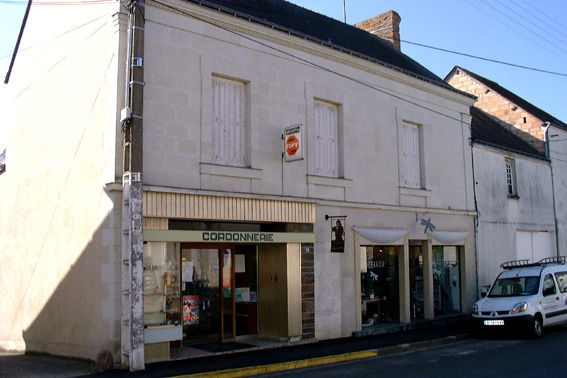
[{"left": 20, "top": 209, "right": 121, "bottom": 365}]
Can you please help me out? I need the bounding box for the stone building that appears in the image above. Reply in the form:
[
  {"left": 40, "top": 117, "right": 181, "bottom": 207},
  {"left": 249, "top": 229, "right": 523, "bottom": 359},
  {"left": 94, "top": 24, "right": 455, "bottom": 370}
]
[{"left": 1, "top": 0, "right": 477, "bottom": 371}]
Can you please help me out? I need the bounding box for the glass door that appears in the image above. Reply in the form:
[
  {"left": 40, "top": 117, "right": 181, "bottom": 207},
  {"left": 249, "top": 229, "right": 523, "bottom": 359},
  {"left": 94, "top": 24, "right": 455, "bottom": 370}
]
[
  {"left": 180, "top": 246, "right": 236, "bottom": 345},
  {"left": 220, "top": 248, "right": 236, "bottom": 342}
]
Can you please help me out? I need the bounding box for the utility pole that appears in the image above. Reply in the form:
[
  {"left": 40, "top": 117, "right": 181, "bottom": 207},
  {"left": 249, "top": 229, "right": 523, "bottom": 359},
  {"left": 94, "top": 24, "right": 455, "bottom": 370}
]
[{"left": 121, "top": 0, "right": 145, "bottom": 371}]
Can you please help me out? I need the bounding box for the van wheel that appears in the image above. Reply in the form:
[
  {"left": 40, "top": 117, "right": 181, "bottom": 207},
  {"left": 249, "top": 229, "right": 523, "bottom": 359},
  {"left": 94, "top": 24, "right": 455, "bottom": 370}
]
[{"left": 530, "top": 315, "right": 543, "bottom": 338}]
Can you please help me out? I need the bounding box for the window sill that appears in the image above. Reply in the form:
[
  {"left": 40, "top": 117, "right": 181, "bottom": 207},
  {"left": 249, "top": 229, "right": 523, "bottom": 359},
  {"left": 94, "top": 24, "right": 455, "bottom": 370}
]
[
  {"left": 399, "top": 187, "right": 431, "bottom": 198},
  {"left": 200, "top": 163, "right": 262, "bottom": 180},
  {"left": 307, "top": 175, "right": 353, "bottom": 188}
]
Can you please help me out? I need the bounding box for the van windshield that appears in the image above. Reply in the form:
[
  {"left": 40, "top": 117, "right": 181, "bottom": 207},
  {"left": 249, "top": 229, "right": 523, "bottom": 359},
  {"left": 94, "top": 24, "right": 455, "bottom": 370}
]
[{"left": 488, "top": 276, "right": 540, "bottom": 297}]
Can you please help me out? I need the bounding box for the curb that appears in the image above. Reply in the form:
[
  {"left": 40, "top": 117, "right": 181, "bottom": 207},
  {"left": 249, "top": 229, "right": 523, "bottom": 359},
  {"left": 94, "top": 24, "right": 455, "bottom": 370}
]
[{"left": 167, "top": 334, "right": 474, "bottom": 378}]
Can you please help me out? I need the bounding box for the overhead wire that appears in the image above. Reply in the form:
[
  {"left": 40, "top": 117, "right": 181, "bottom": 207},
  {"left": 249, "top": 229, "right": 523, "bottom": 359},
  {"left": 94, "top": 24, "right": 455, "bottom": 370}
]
[
  {"left": 493, "top": 0, "right": 567, "bottom": 51},
  {"left": 464, "top": 0, "right": 567, "bottom": 63},
  {"left": 517, "top": 0, "right": 567, "bottom": 38},
  {"left": 508, "top": 0, "right": 567, "bottom": 42},
  {"left": 1, "top": 13, "right": 108, "bottom": 61},
  {"left": 401, "top": 40, "right": 567, "bottom": 77}
]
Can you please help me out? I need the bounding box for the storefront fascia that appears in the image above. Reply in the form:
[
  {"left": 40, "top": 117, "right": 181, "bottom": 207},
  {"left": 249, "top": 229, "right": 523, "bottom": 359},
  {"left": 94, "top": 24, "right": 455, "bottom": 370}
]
[
  {"left": 353, "top": 227, "right": 469, "bottom": 329},
  {"left": 141, "top": 229, "right": 316, "bottom": 361}
]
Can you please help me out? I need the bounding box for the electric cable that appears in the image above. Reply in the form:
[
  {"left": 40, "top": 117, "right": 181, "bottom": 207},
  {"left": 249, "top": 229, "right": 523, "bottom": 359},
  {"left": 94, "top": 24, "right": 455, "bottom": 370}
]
[{"left": 401, "top": 40, "right": 567, "bottom": 78}]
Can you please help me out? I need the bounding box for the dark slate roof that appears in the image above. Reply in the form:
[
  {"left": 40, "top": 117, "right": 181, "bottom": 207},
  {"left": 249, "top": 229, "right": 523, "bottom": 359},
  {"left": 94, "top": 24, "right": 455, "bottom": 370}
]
[
  {"left": 187, "top": 0, "right": 469, "bottom": 94},
  {"left": 470, "top": 106, "right": 547, "bottom": 160},
  {"left": 448, "top": 66, "right": 567, "bottom": 130}
]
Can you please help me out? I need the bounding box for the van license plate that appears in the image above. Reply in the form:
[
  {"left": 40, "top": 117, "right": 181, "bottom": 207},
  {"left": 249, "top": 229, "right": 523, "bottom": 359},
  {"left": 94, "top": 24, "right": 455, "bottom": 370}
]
[{"left": 484, "top": 320, "right": 504, "bottom": 326}]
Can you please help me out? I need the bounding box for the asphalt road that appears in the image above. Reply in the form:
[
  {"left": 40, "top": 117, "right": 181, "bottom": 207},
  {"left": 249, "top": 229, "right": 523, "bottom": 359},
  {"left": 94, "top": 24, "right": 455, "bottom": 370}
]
[{"left": 257, "top": 324, "right": 567, "bottom": 378}]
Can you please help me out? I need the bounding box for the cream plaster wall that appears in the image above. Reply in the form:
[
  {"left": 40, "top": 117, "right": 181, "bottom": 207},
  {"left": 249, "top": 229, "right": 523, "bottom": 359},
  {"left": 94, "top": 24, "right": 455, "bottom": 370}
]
[
  {"left": 142, "top": 2, "right": 477, "bottom": 341},
  {"left": 0, "top": 3, "right": 125, "bottom": 361}
]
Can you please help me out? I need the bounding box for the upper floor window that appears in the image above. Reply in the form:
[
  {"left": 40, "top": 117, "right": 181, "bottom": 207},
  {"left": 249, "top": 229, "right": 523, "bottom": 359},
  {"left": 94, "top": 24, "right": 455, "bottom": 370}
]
[
  {"left": 211, "top": 76, "right": 246, "bottom": 167},
  {"left": 505, "top": 158, "right": 518, "bottom": 197},
  {"left": 314, "top": 100, "right": 339, "bottom": 178},
  {"left": 402, "top": 122, "right": 422, "bottom": 189}
]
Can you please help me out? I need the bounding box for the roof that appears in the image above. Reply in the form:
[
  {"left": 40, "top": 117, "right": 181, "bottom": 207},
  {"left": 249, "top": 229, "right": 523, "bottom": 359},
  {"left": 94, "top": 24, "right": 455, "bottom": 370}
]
[
  {"left": 470, "top": 106, "right": 547, "bottom": 160},
  {"left": 187, "top": 0, "right": 468, "bottom": 94},
  {"left": 448, "top": 66, "right": 567, "bottom": 130}
]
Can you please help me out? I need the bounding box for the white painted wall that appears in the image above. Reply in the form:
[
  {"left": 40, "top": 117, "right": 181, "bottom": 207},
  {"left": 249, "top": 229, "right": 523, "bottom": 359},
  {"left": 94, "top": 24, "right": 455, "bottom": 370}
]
[
  {"left": 0, "top": 4, "right": 125, "bottom": 360},
  {"left": 473, "top": 145, "right": 555, "bottom": 290}
]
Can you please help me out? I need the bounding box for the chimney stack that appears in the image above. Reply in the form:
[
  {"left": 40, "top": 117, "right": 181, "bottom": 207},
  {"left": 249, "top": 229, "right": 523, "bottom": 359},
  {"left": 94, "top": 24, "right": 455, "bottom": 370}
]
[{"left": 355, "top": 11, "right": 401, "bottom": 50}]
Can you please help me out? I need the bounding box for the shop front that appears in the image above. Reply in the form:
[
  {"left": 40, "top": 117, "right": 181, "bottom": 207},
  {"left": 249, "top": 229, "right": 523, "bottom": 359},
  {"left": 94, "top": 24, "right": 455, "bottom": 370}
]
[
  {"left": 354, "top": 227, "right": 469, "bottom": 328},
  {"left": 141, "top": 229, "right": 314, "bottom": 362}
]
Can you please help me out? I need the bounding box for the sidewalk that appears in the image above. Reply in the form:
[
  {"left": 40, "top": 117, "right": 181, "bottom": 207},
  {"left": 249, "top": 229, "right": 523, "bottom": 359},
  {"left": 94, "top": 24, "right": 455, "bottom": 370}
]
[{"left": 0, "top": 316, "right": 473, "bottom": 378}]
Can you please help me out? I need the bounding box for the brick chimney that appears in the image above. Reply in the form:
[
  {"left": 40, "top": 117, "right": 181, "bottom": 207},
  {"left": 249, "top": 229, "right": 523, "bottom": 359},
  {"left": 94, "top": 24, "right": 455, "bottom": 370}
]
[{"left": 355, "top": 11, "right": 401, "bottom": 50}]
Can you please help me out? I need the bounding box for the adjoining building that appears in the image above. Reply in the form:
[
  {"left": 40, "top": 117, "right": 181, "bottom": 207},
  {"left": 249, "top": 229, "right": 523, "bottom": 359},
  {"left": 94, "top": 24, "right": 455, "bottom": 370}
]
[
  {"left": 1, "top": 0, "right": 477, "bottom": 371},
  {"left": 446, "top": 67, "right": 567, "bottom": 290}
]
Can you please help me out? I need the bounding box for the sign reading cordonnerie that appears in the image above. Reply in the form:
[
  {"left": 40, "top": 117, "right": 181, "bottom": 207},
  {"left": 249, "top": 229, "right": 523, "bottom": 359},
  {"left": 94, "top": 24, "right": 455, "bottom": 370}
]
[
  {"left": 284, "top": 124, "right": 304, "bottom": 162},
  {"left": 144, "top": 230, "right": 316, "bottom": 243}
]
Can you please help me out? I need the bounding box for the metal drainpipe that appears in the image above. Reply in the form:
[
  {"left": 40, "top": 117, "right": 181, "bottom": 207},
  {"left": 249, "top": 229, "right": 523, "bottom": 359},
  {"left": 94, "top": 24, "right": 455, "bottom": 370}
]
[
  {"left": 543, "top": 122, "right": 560, "bottom": 257},
  {"left": 121, "top": 0, "right": 145, "bottom": 371}
]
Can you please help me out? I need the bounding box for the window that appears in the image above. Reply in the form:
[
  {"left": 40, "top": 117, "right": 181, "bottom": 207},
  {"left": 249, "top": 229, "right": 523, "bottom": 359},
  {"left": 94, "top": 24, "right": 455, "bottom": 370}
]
[
  {"left": 505, "top": 158, "right": 517, "bottom": 197},
  {"left": 555, "top": 272, "right": 567, "bottom": 293},
  {"left": 543, "top": 274, "right": 556, "bottom": 295},
  {"left": 314, "top": 100, "right": 339, "bottom": 178},
  {"left": 211, "top": 76, "right": 246, "bottom": 167},
  {"left": 402, "top": 122, "right": 421, "bottom": 188}
]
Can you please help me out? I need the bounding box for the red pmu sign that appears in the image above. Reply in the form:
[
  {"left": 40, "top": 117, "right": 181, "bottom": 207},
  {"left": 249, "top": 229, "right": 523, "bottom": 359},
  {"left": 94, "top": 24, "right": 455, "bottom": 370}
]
[
  {"left": 284, "top": 124, "right": 303, "bottom": 162},
  {"left": 286, "top": 135, "right": 299, "bottom": 156}
]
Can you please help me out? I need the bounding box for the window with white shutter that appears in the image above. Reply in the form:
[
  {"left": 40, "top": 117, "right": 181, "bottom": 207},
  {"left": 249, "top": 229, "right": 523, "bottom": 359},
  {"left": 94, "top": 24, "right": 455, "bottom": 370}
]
[
  {"left": 211, "top": 76, "right": 246, "bottom": 167},
  {"left": 314, "top": 100, "right": 339, "bottom": 178},
  {"left": 402, "top": 122, "right": 421, "bottom": 188},
  {"left": 505, "top": 158, "right": 517, "bottom": 197}
]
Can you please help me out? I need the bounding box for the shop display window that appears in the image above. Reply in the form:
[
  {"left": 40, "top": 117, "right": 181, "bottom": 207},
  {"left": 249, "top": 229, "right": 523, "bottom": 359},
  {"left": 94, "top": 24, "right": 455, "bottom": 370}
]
[
  {"left": 433, "top": 246, "right": 461, "bottom": 315},
  {"left": 360, "top": 246, "right": 399, "bottom": 325},
  {"left": 143, "top": 242, "right": 181, "bottom": 327}
]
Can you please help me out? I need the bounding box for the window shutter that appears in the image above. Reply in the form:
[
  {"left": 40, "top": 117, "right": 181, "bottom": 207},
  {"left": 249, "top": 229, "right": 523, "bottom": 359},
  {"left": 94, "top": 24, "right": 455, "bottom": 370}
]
[
  {"left": 314, "top": 100, "right": 339, "bottom": 178},
  {"left": 211, "top": 77, "right": 245, "bottom": 167},
  {"left": 402, "top": 122, "right": 420, "bottom": 188}
]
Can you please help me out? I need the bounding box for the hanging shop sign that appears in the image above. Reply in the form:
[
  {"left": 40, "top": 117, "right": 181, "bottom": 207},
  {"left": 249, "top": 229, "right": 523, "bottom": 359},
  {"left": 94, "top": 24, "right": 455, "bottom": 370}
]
[
  {"left": 327, "top": 215, "right": 346, "bottom": 253},
  {"left": 284, "top": 124, "right": 304, "bottom": 162}
]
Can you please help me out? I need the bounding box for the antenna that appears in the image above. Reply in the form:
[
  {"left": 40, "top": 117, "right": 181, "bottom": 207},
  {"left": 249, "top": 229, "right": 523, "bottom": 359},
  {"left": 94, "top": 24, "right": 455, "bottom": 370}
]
[{"left": 343, "top": 0, "right": 347, "bottom": 23}]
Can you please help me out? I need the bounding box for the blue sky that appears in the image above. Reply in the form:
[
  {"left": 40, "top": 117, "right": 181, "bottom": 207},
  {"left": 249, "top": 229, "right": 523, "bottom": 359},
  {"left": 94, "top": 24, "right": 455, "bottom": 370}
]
[{"left": 1, "top": 0, "right": 566, "bottom": 128}]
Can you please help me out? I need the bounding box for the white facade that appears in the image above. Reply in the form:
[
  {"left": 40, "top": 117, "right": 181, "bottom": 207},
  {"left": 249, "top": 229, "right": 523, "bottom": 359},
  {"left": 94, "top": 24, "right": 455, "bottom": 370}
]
[
  {"left": 1, "top": 0, "right": 477, "bottom": 368},
  {"left": 473, "top": 144, "right": 556, "bottom": 289}
]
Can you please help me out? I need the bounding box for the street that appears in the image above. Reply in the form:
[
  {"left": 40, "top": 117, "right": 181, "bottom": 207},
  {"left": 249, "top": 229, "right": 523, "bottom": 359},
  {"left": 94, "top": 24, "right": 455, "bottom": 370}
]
[{"left": 258, "top": 325, "right": 567, "bottom": 378}]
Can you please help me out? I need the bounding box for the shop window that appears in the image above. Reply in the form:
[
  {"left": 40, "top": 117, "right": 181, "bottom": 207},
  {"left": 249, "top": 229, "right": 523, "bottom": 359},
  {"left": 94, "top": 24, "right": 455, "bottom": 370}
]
[
  {"left": 360, "top": 246, "right": 399, "bottom": 325},
  {"left": 432, "top": 246, "right": 461, "bottom": 315},
  {"left": 143, "top": 242, "right": 181, "bottom": 327}
]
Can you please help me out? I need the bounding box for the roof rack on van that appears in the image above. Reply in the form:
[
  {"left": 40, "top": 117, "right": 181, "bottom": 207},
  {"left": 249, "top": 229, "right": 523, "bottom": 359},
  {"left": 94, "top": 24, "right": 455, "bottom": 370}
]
[{"left": 500, "top": 256, "right": 567, "bottom": 269}]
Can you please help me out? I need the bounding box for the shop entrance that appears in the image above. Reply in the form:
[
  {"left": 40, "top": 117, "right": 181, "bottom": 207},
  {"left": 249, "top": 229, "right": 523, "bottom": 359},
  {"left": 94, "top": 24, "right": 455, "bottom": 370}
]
[
  {"left": 180, "top": 244, "right": 258, "bottom": 345},
  {"left": 409, "top": 244, "right": 424, "bottom": 320},
  {"left": 361, "top": 246, "right": 399, "bottom": 325}
]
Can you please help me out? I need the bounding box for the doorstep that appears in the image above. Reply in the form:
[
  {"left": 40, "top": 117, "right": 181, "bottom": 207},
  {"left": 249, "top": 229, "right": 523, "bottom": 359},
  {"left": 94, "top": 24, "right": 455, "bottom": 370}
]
[{"left": 353, "top": 313, "right": 472, "bottom": 337}]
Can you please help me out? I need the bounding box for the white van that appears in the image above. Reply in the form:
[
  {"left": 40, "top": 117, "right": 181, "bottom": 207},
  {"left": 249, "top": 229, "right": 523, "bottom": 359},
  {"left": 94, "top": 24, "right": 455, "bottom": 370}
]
[{"left": 472, "top": 256, "right": 567, "bottom": 338}]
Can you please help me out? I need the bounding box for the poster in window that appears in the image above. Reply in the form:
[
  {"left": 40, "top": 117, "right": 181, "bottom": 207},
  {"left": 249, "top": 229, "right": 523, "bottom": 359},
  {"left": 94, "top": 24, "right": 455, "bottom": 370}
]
[
  {"left": 330, "top": 217, "right": 345, "bottom": 253},
  {"left": 182, "top": 296, "right": 200, "bottom": 325}
]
